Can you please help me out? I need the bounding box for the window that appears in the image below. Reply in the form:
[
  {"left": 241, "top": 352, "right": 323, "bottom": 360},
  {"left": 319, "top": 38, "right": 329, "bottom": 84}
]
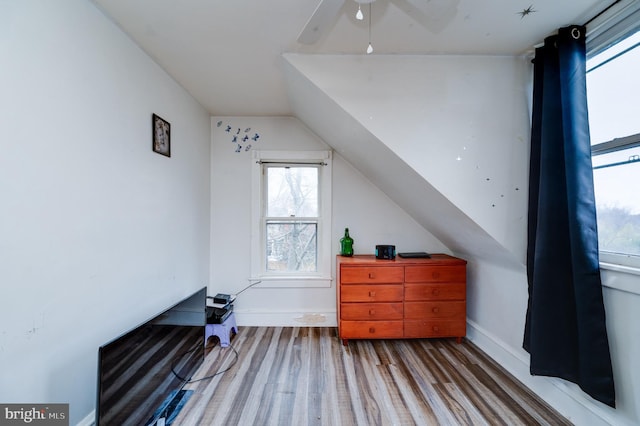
[
  {"left": 251, "top": 150, "right": 332, "bottom": 287},
  {"left": 265, "top": 165, "right": 319, "bottom": 272},
  {"left": 587, "top": 23, "right": 640, "bottom": 267}
]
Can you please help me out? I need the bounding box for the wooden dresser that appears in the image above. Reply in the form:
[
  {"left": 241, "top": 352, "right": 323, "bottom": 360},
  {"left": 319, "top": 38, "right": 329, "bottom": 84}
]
[{"left": 336, "top": 254, "right": 467, "bottom": 345}]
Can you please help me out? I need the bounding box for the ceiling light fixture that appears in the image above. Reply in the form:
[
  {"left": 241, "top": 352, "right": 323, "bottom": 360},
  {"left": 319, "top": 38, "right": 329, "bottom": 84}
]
[
  {"left": 366, "top": 3, "right": 373, "bottom": 54},
  {"left": 356, "top": 5, "right": 363, "bottom": 20}
]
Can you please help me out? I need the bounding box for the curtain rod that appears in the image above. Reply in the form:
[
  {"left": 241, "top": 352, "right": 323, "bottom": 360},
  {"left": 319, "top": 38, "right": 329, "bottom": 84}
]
[
  {"left": 256, "top": 160, "right": 327, "bottom": 166},
  {"left": 583, "top": 0, "right": 621, "bottom": 27},
  {"left": 531, "top": 0, "right": 623, "bottom": 51}
]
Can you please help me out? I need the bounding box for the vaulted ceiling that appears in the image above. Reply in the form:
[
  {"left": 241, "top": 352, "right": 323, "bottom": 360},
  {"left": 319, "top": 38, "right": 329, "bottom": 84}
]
[
  {"left": 91, "top": 0, "right": 609, "bottom": 267},
  {"left": 93, "top": 0, "right": 604, "bottom": 116}
]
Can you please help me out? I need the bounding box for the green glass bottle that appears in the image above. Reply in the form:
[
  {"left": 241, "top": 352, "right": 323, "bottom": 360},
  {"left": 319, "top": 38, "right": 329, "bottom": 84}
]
[{"left": 340, "top": 228, "right": 354, "bottom": 257}]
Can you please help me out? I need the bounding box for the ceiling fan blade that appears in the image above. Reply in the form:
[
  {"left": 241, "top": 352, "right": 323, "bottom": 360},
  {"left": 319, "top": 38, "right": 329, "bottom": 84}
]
[
  {"left": 394, "top": 0, "right": 459, "bottom": 33},
  {"left": 297, "top": 0, "right": 347, "bottom": 45}
]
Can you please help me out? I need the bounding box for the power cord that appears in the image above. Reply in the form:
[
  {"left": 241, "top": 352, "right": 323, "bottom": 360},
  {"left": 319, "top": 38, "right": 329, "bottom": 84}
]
[
  {"left": 231, "top": 279, "right": 262, "bottom": 299},
  {"left": 171, "top": 340, "right": 239, "bottom": 384},
  {"left": 171, "top": 279, "right": 260, "bottom": 383}
]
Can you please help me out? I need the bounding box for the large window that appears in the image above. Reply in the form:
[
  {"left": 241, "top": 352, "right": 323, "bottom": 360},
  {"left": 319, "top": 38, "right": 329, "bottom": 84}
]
[
  {"left": 251, "top": 150, "right": 332, "bottom": 287},
  {"left": 587, "top": 25, "right": 640, "bottom": 266}
]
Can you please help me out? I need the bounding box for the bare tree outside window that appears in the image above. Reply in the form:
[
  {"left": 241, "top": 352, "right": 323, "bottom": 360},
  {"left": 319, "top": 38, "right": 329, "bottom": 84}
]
[
  {"left": 592, "top": 148, "right": 640, "bottom": 257},
  {"left": 265, "top": 166, "right": 319, "bottom": 272}
]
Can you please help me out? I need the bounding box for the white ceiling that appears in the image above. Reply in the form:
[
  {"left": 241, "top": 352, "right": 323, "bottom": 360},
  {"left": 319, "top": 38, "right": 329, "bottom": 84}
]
[{"left": 92, "top": 0, "right": 605, "bottom": 116}]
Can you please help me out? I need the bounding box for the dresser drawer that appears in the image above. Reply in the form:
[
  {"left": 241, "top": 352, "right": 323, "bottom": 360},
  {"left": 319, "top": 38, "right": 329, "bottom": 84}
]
[
  {"left": 341, "top": 284, "right": 403, "bottom": 302},
  {"left": 340, "top": 266, "right": 404, "bottom": 284},
  {"left": 341, "top": 302, "right": 403, "bottom": 320},
  {"left": 404, "top": 301, "right": 465, "bottom": 319},
  {"left": 404, "top": 319, "right": 466, "bottom": 338},
  {"left": 340, "top": 320, "right": 404, "bottom": 339},
  {"left": 405, "top": 266, "right": 466, "bottom": 283},
  {"left": 405, "top": 283, "right": 465, "bottom": 301}
]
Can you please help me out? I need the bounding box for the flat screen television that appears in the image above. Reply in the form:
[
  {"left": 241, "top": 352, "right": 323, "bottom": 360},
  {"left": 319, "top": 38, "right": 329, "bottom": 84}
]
[{"left": 96, "top": 287, "right": 206, "bottom": 426}]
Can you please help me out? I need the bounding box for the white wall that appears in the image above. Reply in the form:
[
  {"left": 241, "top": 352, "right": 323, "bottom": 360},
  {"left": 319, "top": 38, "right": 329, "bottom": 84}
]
[
  {"left": 210, "top": 116, "right": 449, "bottom": 325},
  {"left": 600, "top": 270, "right": 640, "bottom": 425},
  {"left": 284, "top": 54, "right": 531, "bottom": 266},
  {"left": 0, "top": 1, "right": 211, "bottom": 424}
]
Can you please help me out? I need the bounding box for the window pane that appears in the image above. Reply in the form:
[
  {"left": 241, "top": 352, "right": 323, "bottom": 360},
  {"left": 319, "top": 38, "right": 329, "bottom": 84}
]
[
  {"left": 587, "top": 31, "right": 640, "bottom": 144},
  {"left": 266, "top": 221, "right": 317, "bottom": 272},
  {"left": 588, "top": 29, "right": 640, "bottom": 261},
  {"left": 593, "top": 148, "right": 640, "bottom": 256},
  {"left": 266, "top": 166, "right": 318, "bottom": 217}
]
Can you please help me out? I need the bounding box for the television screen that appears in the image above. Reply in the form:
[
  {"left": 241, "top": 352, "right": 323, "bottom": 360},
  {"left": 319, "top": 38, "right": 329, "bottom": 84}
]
[{"left": 96, "top": 287, "right": 206, "bottom": 425}]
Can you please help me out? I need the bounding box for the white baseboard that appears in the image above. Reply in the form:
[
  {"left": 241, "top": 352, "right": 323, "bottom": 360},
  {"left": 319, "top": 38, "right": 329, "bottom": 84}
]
[
  {"left": 77, "top": 410, "right": 95, "bottom": 426},
  {"left": 466, "top": 319, "right": 621, "bottom": 426},
  {"left": 234, "top": 309, "right": 338, "bottom": 327}
]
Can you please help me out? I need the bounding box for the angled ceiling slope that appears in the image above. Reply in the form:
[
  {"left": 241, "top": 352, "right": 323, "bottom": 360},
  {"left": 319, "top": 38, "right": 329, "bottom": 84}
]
[{"left": 282, "top": 54, "right": 525, "bottom": 269}]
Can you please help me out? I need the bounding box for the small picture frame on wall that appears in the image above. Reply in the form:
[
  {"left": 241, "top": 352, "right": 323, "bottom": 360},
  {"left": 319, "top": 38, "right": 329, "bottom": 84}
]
[{"left": 152, "top": 113, "right": 171, "bottom": 157}]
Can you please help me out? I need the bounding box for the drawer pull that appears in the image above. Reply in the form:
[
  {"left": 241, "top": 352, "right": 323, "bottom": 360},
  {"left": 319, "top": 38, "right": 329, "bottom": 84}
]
[
  {"left": 432, "top": 289, "right": 440, "bottom": 296},
  {"left": 369, "top": 327, "right": 376, "bottom": 334},
  {"left": 432, "top": 325, "right": 440, "bottom": 332},
  {"left": 432, "top": 271, "right": 441, "bottom": 279},
  {"left": 368, "top": 272, "right": 375, "bottom": 279},
  {"left": 369, "top": 309, "right": 376, "bottom": 316},
  {"left": 432, "top": 307, "right": 440, "bottom": 313},
  {"left": 369, "top": 291, "right": 376, "bottom": 297}
]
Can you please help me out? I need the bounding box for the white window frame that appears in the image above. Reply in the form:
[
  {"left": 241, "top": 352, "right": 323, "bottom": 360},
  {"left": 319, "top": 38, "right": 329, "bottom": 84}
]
[
  {"left": 586, "top": 0, "right": 640, "bottom": 271},
  {"left": 250, "top": 150, "right": 332, "bottom": 288},
  {"left": 591, "top": 135, "right": 640, "bottom": 271}
]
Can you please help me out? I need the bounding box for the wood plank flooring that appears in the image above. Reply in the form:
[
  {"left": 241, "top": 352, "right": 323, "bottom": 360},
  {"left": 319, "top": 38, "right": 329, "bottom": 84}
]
[{"left": 174, "top": 327, "right": 571, "bottom": 426}]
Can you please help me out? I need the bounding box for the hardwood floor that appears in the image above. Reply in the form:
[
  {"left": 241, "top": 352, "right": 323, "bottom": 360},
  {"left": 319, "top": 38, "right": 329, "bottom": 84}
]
[{"left": 174, "top": 327, "right": 571, "bottom": 426}]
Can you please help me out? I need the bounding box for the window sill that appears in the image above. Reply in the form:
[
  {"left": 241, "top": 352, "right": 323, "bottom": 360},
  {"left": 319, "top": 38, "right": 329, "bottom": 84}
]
[
  {"left": 599, "top": 262, "right": 640, "bottom": 296},
  {"left": 248, "top": 276, "right": 333, "bottom": 288},
  {"left": 600, "top": 261, "right": 640, "bottom": 276}
]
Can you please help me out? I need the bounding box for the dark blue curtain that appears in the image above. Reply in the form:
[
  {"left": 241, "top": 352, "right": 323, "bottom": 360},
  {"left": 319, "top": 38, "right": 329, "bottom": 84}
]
[{"left": 524, "top": 25, "right": 616, "bottom": 408}]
